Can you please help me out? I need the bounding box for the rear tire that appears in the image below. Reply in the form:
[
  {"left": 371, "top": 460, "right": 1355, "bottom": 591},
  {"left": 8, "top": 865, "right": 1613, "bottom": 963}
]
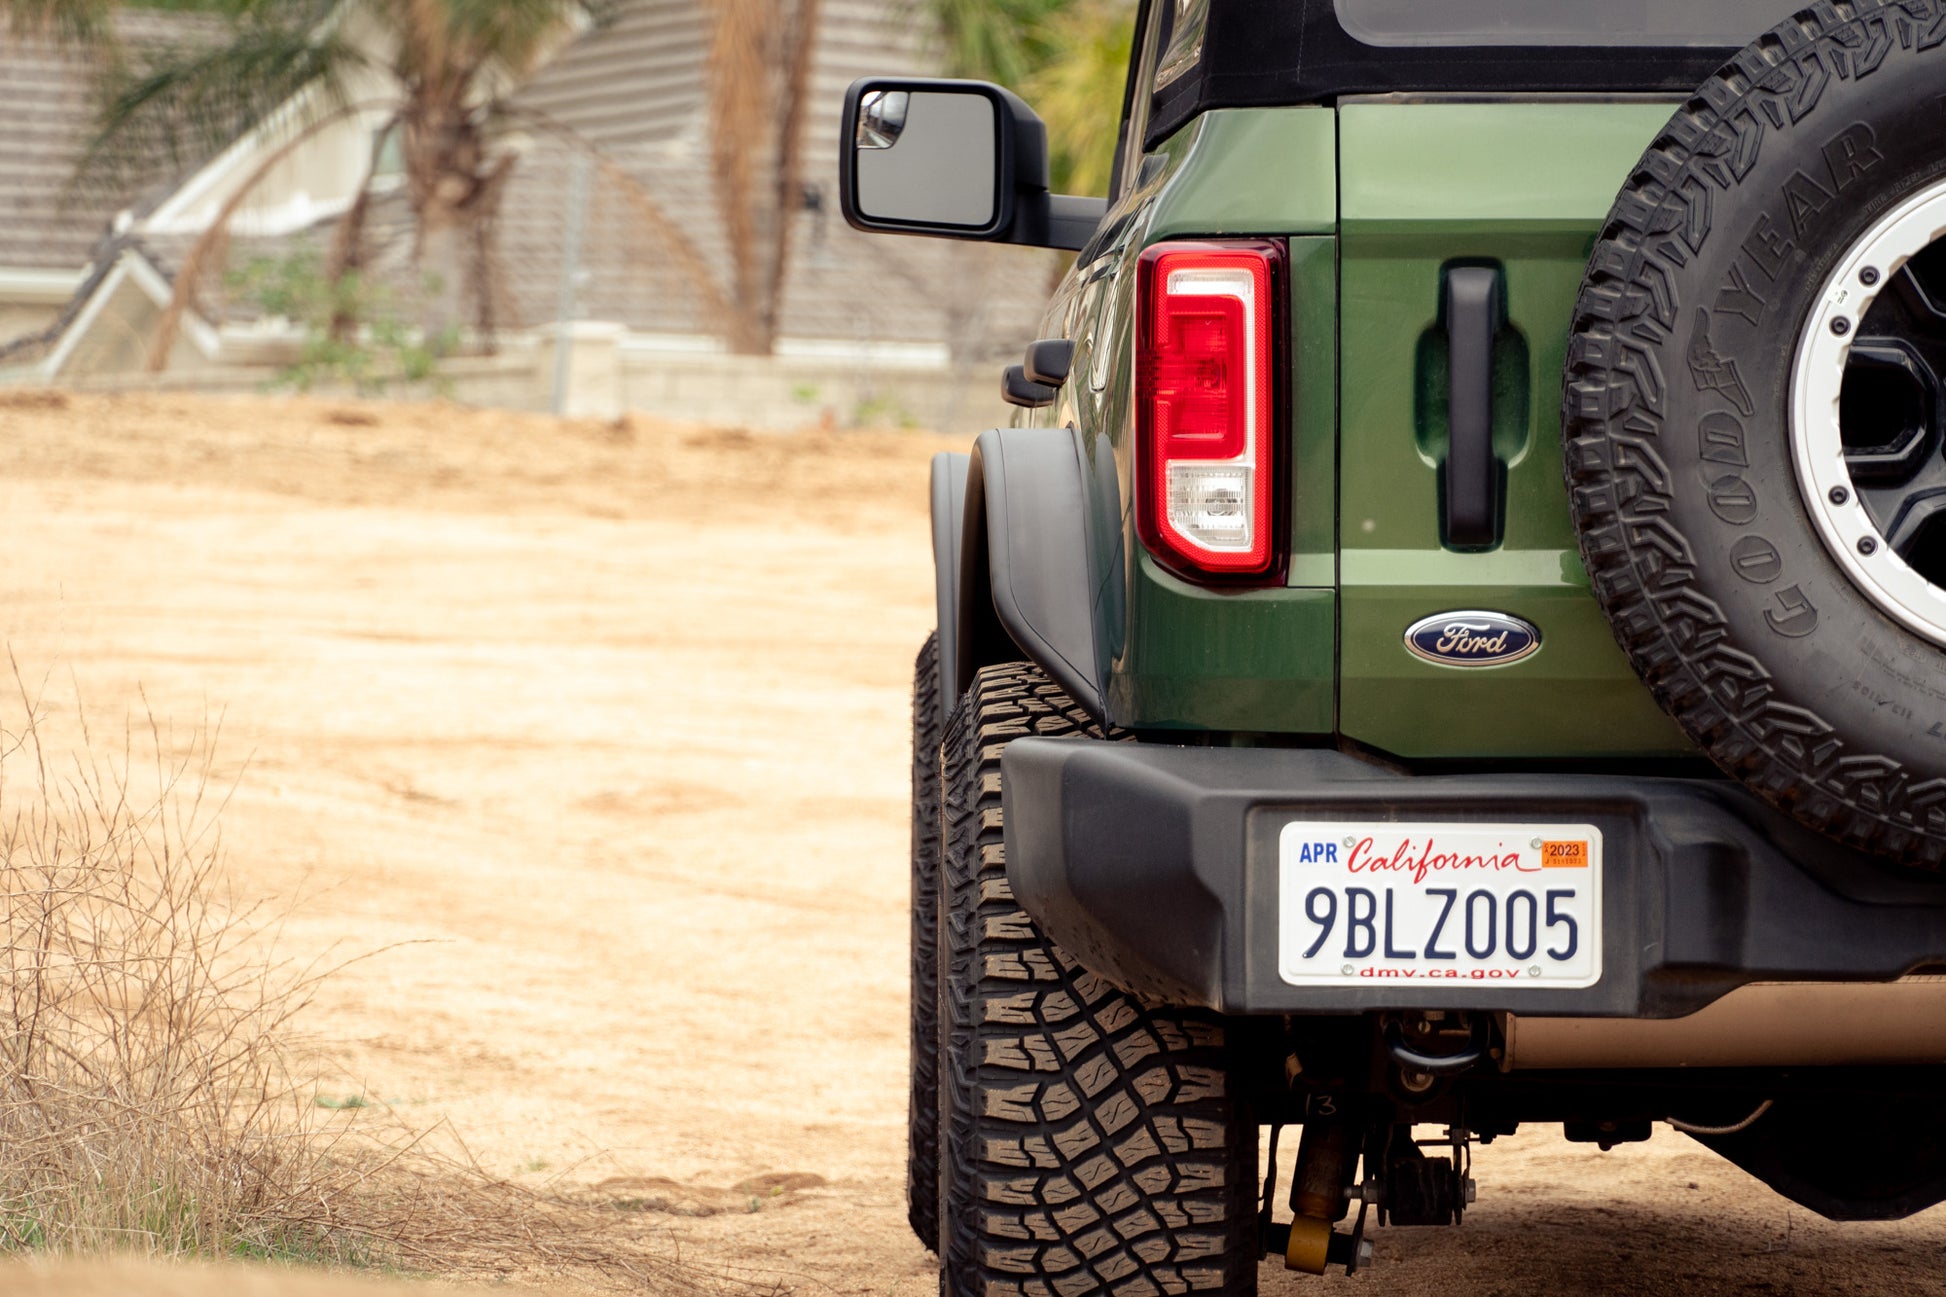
[
  {"left": 1564, "top": 0, "right": 1946, "bottom": 866},
  {"left": 937, "top": 663, "right": 1258, "bottom": 1295},
  {"left": 909, "top": 633, "right": 943, "bottom": 1252}
]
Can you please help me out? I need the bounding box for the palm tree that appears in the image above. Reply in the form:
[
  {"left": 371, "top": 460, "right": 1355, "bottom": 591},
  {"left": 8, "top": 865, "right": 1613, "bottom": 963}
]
[
  {"left": 24, "top": 0, "right": 825, "bottom": 361},
  {"left": 924, "top": 0, "right": 1134, "bottom": 196},
  {"left": 9, "top": 0, "right": 696, "bottom": 363},
  {"left": 927, "top": 0, "right": 1071, "bottom": 90},
  {"left": 706, "top": 0, "right": 820, "bottom": 356},
  {"left": 1022, "top": 0, "right": 1134, "bottom": 197},
  {"left": 85, "top": 0, "right": 619, "bottom": 355}
]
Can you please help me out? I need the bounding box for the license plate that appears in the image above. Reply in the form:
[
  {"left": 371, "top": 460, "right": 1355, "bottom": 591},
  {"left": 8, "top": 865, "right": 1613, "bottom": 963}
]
[{"left": 1277, "top": 821, "right": 1602, "bottom": 989}]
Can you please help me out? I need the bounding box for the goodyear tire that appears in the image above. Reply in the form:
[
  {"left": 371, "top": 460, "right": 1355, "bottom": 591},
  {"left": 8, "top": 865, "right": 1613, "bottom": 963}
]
[
  {"left": 937, "top": 663, "right": 1256, "bottom": 1295},
  {"left": 1566, "top": 0, "right": 1946, "bottom": 867},
  {"left": 910, "top": 633, "right": 943, "bottom": 1252}
]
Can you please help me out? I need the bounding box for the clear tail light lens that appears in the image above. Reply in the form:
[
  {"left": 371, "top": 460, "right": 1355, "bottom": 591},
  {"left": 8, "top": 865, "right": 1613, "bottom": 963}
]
[{"left": 1136, "top": 241, "right": 1280, "bottom": 579}]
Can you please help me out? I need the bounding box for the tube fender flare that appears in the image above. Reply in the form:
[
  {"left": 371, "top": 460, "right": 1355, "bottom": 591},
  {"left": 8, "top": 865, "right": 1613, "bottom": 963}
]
[
  {"left": 928, "top": 451, "right": 970, "bottom": 722},
  {"left": 931, "top": 429, "right": 1111, "bottom": 726}
]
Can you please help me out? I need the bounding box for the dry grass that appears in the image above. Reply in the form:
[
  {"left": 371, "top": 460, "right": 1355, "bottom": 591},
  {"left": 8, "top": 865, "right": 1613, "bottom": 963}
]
[
  {"left": 0, "top": 667, "right": 770, "bottom": 1293},
  {"left": 0, "top": 669, "right": 318, "bottom": 1261}
]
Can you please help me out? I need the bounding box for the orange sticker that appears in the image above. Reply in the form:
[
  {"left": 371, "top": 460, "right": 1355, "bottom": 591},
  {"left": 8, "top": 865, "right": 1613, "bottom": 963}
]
[{"left": 1540, "top": 840, "right": 1589, "bottom": 868}]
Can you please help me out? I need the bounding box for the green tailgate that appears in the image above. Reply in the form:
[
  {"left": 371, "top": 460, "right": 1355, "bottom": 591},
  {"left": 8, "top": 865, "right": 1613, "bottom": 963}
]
[{"left": 1336, "top": 100, "right": 1691, "bottom": 759}]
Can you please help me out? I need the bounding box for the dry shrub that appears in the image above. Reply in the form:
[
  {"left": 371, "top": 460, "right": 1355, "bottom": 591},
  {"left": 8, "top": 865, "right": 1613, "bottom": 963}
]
[
  {"left": 0, "top": 682, "right": 322, "bottom": 1261},
  {"left": 0, "top": 675, "right": 767, "bottom": 1293}
]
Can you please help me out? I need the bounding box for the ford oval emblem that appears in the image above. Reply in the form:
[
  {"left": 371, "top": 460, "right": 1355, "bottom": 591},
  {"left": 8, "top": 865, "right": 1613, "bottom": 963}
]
[{"left": 1403, "top": 610, "right": 1542, "bottom": 668}]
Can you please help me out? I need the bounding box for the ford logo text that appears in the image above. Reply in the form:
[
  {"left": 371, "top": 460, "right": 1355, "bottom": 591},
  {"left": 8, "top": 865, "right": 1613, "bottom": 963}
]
[{"left": 1403, "top": 611, "right": 1541, "bottom": 668}]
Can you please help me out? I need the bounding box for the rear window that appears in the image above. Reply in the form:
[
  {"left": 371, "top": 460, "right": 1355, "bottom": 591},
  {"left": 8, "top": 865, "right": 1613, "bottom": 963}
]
[{"left": 1336, "top": 0, "right": 1796, "bottom": 47}]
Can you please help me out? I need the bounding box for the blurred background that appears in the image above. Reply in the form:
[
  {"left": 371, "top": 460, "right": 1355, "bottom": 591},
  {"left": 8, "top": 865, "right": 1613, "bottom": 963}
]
[
  {"left": 2, "top": 5, "right": 1943, "bottom": 1295},
  {"left": 0, "top": 0, "right": 1132, "bottom": 430},
  {"left": 0, "top": 5, "right": 1158, "bottom": 1292}
]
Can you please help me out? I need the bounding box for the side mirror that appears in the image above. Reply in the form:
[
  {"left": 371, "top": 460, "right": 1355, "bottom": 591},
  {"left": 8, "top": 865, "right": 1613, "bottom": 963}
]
[{"left": 840, "top": 77, "right": 1105, "bottom": 252}]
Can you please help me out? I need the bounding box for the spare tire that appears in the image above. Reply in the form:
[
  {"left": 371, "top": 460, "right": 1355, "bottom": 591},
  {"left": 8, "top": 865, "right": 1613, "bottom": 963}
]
[{"left": 1565, "top": 1, "right": 1946, "bottom": 869}]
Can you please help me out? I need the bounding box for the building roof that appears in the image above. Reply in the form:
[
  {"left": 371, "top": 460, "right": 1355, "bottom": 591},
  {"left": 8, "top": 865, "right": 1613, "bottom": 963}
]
[
  {"left": 7, "top": 0, "right": 1056, "bottom": 370},
  {"left": 0, "top": 11, "right": 225, "bottom": 275},
  {"left": 487, "top": 0, "right": 1054, "bottom": 356}
]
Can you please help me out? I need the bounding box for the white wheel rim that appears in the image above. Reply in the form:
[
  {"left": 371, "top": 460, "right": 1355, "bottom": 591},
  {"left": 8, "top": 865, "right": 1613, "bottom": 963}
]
[{"left": 1792, "top": 176, "right": 1946, "bottom": 647}]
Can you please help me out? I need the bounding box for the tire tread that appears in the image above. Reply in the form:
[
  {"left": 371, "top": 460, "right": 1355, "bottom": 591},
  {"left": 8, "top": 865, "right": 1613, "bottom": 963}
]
[
  {"left": 938, "top": 664, "right": 1255, "bottom": 1295},
  {"left": 910, "top": 633, "right": 943, "bottom": 1251},
  {"left": 1562, "top": 0, "right": 1946, "bottom": 868}
]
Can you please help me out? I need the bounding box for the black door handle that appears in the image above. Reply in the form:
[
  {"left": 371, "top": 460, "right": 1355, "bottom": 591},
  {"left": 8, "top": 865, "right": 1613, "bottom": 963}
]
[{"left": 1443, "top": 267, "right": 1506, "bottom": 550}]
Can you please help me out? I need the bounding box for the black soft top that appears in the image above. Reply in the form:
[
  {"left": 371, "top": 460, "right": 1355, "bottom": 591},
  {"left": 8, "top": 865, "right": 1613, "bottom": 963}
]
[{"left": 1149, "top": 0, "right": 1770, "bottom": 146}]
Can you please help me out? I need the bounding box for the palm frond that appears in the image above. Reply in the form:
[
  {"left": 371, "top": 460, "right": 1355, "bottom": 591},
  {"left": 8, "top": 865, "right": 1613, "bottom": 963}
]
[
  {"left": 920, "top": 0, "right": 1075, "bottom": 88},
  {"left": 82, "top": 11, "right": 362, "bottom": 193},
  {"left": 1022, "top": 0, "right": 1134, "bottom": 195}
]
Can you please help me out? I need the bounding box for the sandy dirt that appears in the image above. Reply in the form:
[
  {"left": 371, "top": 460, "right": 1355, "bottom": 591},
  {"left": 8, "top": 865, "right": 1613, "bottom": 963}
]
[{"left": 0, "top": 389, "right": 1942, "bottom": 1296}]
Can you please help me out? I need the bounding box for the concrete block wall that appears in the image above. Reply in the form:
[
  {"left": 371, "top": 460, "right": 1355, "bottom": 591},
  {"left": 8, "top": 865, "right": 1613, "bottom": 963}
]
[{"left": 47, "top": 322, "right": 1020, "bottom": 435}]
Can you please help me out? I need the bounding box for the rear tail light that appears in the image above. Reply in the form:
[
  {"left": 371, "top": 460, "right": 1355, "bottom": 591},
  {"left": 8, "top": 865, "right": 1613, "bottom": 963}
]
[{"left": 1136, "top": 241, "right": 1281, "bottom": 580}]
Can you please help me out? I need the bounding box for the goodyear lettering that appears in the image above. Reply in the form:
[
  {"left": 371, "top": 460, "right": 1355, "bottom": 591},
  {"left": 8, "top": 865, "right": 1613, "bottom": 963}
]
[
  {"left": 1698, "top": 410, "right": 1749, "bottom": 466},
  {"left": 1740, "top": 211, "right": 1794, "bottom": 279},
  {"left": 1782, "top": 169, "right": 1834, "bottom": 238},
  {"left": 1688, "top": 310, "right": 1757, "bottom": 413},
  {"left": 1712, "top": 123, "right": 1884, "bottom": 332},
  {"left": 1714, "top": 261, "right": 1769, "bottom": 328},
  {"left": 1765, "top": 585, "right": 1819, "bottom": 638},
  {"left": 1821, "top": 122, "right": 1883, "bottom": 192},
  {"left": 1730, "top": 534, "right": 1783, "bottom": 584},
  {"left": 1707, "top": 474, "right": 1760, "bottom": 525}
]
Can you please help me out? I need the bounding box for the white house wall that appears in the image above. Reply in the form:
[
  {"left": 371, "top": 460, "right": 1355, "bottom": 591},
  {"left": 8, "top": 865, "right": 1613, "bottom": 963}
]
[{"left": 141, "top": 71, "right": 402, "bottom": 240}]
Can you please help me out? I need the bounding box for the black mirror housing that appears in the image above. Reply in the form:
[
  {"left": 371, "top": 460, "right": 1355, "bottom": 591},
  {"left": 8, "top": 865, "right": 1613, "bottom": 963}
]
[{"left": 840, "top": 76, "right": 1104, "bottom": 252}]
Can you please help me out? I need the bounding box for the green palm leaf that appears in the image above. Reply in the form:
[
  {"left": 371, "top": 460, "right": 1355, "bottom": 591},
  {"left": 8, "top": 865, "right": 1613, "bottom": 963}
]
[{"left": 85, "top": 9, "right": 358, "bottom": 182}]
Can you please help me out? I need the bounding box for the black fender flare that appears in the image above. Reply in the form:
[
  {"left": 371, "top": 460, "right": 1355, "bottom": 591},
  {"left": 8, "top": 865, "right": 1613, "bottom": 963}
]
[
  {"left": 928, "top": 451, "right": 970, "bottom": 719},
  {"left": 928, "top": 429, "right": 1113, "bottom": 727}
]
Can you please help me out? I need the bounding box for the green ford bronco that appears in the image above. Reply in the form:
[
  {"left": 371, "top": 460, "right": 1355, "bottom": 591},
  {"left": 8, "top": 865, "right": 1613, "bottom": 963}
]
[{"left": 842, "top": 1, "right": 1946, "bottom": 1288}]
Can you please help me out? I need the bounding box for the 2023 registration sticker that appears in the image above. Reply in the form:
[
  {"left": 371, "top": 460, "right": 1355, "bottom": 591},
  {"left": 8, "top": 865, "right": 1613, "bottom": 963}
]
[{"left": 1276, "top": 821, "right": 1603, "bottom": 989}]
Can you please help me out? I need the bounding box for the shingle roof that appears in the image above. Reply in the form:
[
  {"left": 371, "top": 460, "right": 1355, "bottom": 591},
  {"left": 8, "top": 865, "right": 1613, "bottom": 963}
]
[
  {"left": 9, "top": 0, "right": 1056, "bottom": 363},
  {"left": 0, "top": 11, "right": 226, "bottom": 273},
  {"left": 511, "top": 0, "right": 709, "bottom": 149}
]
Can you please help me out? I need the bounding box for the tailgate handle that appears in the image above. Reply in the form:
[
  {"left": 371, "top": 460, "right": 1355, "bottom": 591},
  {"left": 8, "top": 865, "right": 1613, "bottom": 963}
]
[{"left": 1442, "top": 267, "right": 1506, "bottom": 551}]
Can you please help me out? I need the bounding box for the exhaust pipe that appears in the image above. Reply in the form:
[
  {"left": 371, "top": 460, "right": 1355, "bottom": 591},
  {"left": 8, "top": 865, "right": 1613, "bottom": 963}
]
[{"left": 1503, "top": 977, "right": 1946, "bottom": 1070}]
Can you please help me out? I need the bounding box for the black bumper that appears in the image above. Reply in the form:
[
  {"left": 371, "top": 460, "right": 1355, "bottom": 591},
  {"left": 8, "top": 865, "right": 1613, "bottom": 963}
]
[{"left": 1002, "top": 739, "right": 1946, "bottom": 1018}]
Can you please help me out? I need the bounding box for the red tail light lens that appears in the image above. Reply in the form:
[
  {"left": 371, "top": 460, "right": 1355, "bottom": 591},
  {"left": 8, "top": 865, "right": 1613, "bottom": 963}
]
[{"left": 1136, "top": 241, "right": 1279, "bottom": 579}]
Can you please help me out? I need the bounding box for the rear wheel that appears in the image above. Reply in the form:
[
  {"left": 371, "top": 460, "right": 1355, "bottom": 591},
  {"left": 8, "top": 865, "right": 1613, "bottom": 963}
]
[
  {"left": 909, "top": 633, "right": 943, "bottom": 1252},
  {"left": 937, "top": 663, "right": 1258, "bottom": 1295},
  {"left": 1564, "top": 1, "right": 1946, "bottom": 867}
]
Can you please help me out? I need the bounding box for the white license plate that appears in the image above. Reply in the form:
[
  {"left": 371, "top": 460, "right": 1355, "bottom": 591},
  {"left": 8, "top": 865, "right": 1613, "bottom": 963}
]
[{"left": 1277, "top": 821, "right": 1602, "bottom": 989}]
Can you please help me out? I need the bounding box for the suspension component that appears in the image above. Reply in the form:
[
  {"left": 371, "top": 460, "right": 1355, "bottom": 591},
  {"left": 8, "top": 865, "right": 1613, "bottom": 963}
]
[
  {"left": 1290, "top": 1113, "right": 1356, "bottom": 1224},
  {"left": 1264, "top": 1112, "right": 1372, "bottom": 1274},
  {"left": 1264, "top": 1217, "right": 1373, "bottom": 1273},
  {"left": 1375, "top": 1124, "right": 1475, "bottom": 1228}
]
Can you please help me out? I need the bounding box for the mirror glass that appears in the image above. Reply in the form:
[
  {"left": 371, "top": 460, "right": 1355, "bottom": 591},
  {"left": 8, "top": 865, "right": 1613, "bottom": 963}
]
[{"left": 854, "top": 88, "right": 999, "bottom": 229}]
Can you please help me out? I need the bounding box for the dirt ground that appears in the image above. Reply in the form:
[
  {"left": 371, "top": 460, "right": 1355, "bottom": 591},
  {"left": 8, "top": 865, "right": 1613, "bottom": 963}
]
[{"left": 1, "top": 389, "right": 1943, "bottom": 1296}]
